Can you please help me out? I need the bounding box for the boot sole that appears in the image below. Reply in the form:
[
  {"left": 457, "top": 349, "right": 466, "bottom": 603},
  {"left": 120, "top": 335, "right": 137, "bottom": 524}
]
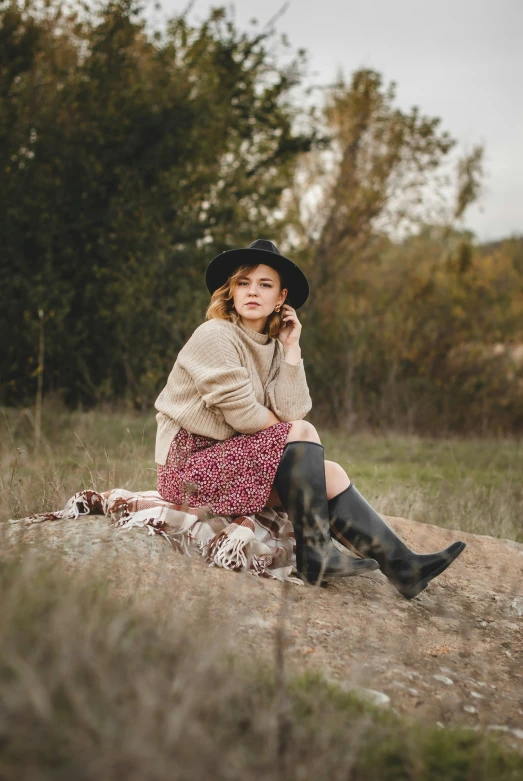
[
  {"left": 395, "top": 541, "right": 467, "bottom": 600},
  {"left": 299, "top": 558, "right": 380, "bottom": 584}
]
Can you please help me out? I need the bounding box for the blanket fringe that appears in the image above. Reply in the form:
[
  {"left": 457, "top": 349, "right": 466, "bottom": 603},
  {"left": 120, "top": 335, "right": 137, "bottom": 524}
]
[
  {"left": 9, "top": 488, "right": 301, "bottom": 584},
  {"left": 206, "top": 523, "right": 254, "bottom": 571},
  {"left": 112, "top": 508, "right": 198, "bottom": 556}
]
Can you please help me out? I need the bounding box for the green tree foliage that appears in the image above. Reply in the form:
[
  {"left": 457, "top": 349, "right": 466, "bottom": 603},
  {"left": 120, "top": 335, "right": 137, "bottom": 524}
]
[{"left": 0, "top": 0, "right": 315, "bottom": 406}]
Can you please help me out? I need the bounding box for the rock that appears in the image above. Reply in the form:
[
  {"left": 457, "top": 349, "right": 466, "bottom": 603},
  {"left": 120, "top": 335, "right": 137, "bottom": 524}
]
[
  {"left": 433, "top": 675, "right": 454, "bottom": 686},
  {"left": 464, "top": 706, "right": 477, "bottom": 714},
  {"left": 4, "top": 507, "right": 523, "bottom": 735},
  {"left": 470, "top": 691, "right": 485, "bottom": 699},
  {"left": 352, "top": 687, "right": 391, "bottom": 708},
  {"left": 485, "top": 725, "right": 523, "bottom": 738},
  {"left": 245, "top": 616, "right": 271, "bottom": 629},
  {"left": 329, "top": 679, "right": 391, "bottom": 709},
  {"left": 507, "top": 597, "right": 523, "bottom": 617}
]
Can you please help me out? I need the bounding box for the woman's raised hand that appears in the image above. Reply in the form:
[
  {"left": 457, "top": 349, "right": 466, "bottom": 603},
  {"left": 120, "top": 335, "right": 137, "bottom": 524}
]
[{"left": 277, "top": 303, "right": 302, "bottom": 348}]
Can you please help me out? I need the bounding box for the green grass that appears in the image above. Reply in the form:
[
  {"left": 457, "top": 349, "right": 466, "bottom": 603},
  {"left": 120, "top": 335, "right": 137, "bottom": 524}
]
[
  {"left": 322, "top": 430, "right": 522, "bottom": 489},
  {"left": 321, "top": 430, "right": 523, "bottom": 541},
  {"left": 1, "top": 403, "right": 521, "bottom": 540},
  {"left": 0, "top": 551, "right": 522, "bottom": 781}
]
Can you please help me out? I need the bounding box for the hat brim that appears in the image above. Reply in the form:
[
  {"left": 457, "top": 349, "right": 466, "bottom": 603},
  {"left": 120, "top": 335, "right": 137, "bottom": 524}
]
[{"left": 205, "top": 247, "right": 309, "bottom": 310}]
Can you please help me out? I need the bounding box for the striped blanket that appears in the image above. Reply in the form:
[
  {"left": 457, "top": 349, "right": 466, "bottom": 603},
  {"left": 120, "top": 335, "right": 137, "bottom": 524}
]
[{"left": 9, "top": 489, "right": 303, "bottom": 584}]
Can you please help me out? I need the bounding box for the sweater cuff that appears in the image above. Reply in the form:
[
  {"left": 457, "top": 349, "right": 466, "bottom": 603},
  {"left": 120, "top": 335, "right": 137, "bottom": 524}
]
[
  {"left": 281, "top": 357, "right": 304, "bottom": 367},
  {"left": 279, "top": 358, "right": 305, "bottom": 372}
]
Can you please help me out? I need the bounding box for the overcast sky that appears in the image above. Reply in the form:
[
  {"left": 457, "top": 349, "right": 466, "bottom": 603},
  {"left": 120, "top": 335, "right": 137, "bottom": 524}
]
[{"left": 158, "top": 0, "right": 522, "bottom": 242}]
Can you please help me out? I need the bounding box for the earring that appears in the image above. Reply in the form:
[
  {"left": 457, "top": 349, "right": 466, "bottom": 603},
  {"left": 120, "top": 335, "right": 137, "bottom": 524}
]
[{"left": 274, "top": 304, "right": 281, "bottom": 312}]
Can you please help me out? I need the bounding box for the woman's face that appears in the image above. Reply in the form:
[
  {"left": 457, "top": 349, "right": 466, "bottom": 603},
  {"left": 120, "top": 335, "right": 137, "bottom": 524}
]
[{"left": 232, "top": 264, "right": 287, "bottom": 329}]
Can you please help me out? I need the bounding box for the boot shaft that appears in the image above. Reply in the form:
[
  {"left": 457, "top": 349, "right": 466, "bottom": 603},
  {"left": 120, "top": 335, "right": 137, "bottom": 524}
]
[
  {"left": 274, "top": 441, "right": 331, "bottom": 550},
  {"left": 328, "top": 482, "right": 466, "bottom": 599}
]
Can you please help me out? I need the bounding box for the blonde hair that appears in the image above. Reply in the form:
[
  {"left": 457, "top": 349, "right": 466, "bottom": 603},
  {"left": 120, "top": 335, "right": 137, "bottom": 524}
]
[{"left": 205, "top": 263, "right": 288, "bottom": 339}]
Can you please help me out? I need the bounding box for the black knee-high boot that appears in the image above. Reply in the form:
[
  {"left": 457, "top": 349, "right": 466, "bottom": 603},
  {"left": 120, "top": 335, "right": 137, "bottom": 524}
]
[
  {"left": 273, "top": 441, "right": 379, "bottom": 585},
  {"left": 327, "top": 483, "right": 466, "bottom": 599}
]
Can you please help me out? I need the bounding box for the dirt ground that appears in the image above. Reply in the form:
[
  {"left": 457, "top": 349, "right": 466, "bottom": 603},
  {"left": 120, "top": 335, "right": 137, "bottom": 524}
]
[{"left": 5, "top": 511, "right": 523, "bottom": 748}]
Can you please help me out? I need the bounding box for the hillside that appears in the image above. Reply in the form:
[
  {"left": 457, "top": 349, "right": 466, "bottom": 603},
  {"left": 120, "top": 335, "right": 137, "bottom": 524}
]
[{"left": 5, "top": 509, "right": 523, "bottom": 747}]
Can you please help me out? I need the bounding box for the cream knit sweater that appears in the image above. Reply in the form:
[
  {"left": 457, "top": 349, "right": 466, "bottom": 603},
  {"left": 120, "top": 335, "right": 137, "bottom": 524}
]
[{"left": 154, "top": 318, "right": 312, "bottom": 465}]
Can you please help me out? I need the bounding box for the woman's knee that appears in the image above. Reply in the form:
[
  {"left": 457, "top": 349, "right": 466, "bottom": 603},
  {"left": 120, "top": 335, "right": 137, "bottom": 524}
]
[
  {"left": 324, "top": 460, "right": 351, "bottom": 499},
  {"left": 267, "top": 458, "right": 350, "bottom": 508},
  {"left": 285, "top": 419, "right": 321, "bottom": 444}
]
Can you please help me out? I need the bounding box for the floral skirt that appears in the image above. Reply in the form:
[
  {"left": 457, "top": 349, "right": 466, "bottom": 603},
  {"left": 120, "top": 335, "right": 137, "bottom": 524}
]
[{"left": 157, "top": 422, "right": 294, "bottom": 516}]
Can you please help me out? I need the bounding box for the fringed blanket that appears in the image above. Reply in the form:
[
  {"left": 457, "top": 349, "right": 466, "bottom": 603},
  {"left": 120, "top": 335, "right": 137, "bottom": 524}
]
[{"left": 9, "top": 489, "right": 303, "bottom": 584}]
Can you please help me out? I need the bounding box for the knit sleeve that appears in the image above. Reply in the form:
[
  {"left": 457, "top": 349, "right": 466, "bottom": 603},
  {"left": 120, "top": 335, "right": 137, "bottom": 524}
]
[
  {"left": 179, "top": 322, "right": 270, "bottom": 434},
  {"left": 265, "top": 344, "right": 312, "bottom": 421}
]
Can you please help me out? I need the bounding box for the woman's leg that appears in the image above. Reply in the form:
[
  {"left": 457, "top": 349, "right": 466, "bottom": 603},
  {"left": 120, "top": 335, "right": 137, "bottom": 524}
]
[
  {"left": 271, "top": 438, "right": 379, "bottom": 582},
  {"left": 328, "top": 484, "right": 466, "bottom": 599},
  {"left": 266, "top": 420, "right": 352, "bottom": 506},
  {"left": 268, "top": 421, "right": 466, "bottom": 598}
]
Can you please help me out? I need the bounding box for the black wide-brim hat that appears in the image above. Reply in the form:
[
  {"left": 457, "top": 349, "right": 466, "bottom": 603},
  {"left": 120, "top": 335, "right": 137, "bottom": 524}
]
[{"left": 205, "top": 239, "right": 309, "bottom": 310}]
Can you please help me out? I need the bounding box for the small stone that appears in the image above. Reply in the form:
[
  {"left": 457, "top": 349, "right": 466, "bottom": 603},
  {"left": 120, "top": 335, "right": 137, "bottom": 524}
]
[
  {"left": 512, "top": 729, "right": 523, "bottom": 740},
  {"left": 353, "top": 687, "right": 391, "bottom": 708},
  {"left": 470, "top": 691, "right": 485, "bottom": 699},
  {"left": 433, "top": 674, "right": 454, "bottom": 686},
  {"left": 408, "top": 688, "right": 419, "bottom": 696},
  {"left": 245, "top": 616, "right": 271, "bottom": 629},
  {"left": 464, "top": 706, "right": 477, "bottom": 714},
  {"left": 487, "top": 725, "right": 510, "bottom": 733},
  {"left": 507, "top": 597, "right": 523, "bottom": 617}
]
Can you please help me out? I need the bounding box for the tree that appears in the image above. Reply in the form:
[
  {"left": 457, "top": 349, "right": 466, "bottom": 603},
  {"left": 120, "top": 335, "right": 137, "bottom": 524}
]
[
  {"left": 0, "top": 0, "right": 316, "bottom": 406},
  {"left": 281, "top": 68, "right": 486, "bottom": 430}
]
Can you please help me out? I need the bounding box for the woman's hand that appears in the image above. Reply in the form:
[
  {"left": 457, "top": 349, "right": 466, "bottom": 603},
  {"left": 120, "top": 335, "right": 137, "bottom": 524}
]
[{"left": 277, "top": 303, "right": 302, "bottom": 348}]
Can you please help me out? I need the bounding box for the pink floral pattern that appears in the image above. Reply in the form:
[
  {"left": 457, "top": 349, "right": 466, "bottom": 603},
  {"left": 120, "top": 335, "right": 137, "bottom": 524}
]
[{"left": 157, "top": 423, "right": 293, "bottom": 516}]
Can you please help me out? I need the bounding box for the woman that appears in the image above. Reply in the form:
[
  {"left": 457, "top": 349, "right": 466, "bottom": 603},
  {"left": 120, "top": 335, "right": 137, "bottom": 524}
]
[{"left": 155, "top": 239, "right": 466, "bottom": 597}]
